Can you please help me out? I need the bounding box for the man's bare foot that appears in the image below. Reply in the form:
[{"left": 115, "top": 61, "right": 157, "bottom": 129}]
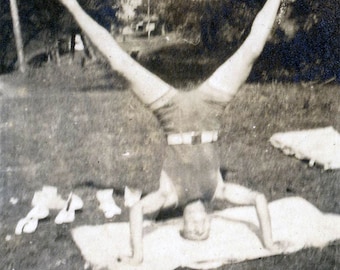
[{"left": 59, "top": 0, "right": 77, "bottom": 8}]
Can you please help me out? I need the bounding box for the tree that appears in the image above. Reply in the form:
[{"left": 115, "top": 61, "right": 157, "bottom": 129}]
[
  {"left": 0, "top": 0, "right": 119, "bottom": 73},
  {"left": 260, "top": 0, "right": 340, "bottom": 81},
  {"left": 159, "top": 0, "right": 339, "bottom": 82},
  {"left": 9, "top": 0, "right": 26, "bottom": 72}
]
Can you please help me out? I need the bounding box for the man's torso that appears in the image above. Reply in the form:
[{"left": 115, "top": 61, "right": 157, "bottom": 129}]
[{"left": 153, "top": 89, "right": 228, "bottom": 206}]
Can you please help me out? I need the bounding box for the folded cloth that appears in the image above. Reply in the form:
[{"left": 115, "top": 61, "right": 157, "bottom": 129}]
[
  {"left": 96, "top": 189, "right": 122, "bottom": 218},
  {"left": 71, "top": 197, "right": 340, "bottom": 270},
  {"left": 270, "top": 126, "right": 340, "bottom": 170}
]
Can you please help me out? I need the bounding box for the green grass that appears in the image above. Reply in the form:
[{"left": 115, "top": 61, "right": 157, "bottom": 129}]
[{"left": 0, "top": 57, "right": 339, "bottom": 269}]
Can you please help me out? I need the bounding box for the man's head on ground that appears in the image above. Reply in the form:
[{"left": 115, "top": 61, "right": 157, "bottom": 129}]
[{"left": 181, "top": 200, "right": 210, "bottom": 241}]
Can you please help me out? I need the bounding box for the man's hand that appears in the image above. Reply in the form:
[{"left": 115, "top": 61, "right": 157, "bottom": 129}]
[
  {"left": 265, "top": 240, "right": 291, "bottom": 253},
  {"left": 117, "top": 255, "right": 143, "bottom": 266}
]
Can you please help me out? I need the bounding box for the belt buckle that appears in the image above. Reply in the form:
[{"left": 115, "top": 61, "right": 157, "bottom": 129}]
[{"left": 191, "top": 133, "right": 202, "bottom": 145}]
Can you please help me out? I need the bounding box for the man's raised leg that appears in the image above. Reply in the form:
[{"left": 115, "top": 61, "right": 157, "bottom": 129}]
[
  {"left": 198, "top": 0, "right": 283, "bottom": 102},
  {"left": 59, "top": 0, "right": 176, "bottom": 106}
]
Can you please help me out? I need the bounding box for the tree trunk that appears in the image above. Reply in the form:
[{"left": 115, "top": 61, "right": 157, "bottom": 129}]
[{"left": 10, "top": 0, "right": 26, "bottom": 73}]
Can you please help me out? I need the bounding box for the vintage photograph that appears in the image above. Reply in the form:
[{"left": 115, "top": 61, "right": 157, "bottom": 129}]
[{"left": 1, "top": 0, "right": 339, "bottom": 269}]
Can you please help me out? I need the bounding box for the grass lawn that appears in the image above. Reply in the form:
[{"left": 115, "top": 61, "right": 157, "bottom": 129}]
[{"left": 0, "top": 47, "right": 339, "bottom": 269}]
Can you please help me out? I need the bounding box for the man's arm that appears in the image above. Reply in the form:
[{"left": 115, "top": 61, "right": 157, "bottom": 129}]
[
  {"left": 199, "top": 0, "right": 282, "bottom": 102},
  {"left": 215, "top": 181, "right": 277, "bottom": 250},
  {"left": 119, "top": 190, "right": 168, "bottom": 265},
  {"left": 59, "top": 0, "right": 174, "bottom": 105},
  {"left": 120, "top": 171, "right": 177, "bottom": 265}
]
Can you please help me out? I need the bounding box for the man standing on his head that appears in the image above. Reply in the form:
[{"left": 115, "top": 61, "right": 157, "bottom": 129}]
[{"left": 59, "top": 0, "right": 291, "bottom": 265}]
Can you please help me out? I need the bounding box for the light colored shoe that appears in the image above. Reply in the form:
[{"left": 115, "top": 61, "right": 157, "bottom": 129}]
[
  {"left": 55, "top": 208, "right": 76, "bottom": 224},
  {"left": 26, "top": 205, "right": 50, "bottom": 219},
  {"left": 22, "top": 219, "right": 39, "bottom": 234},
  {"left": 67, "top": 193, "right": 84, "bottom": 211},
  {"left": 15, "top": 218, "right": 29, "bottom": 235},
  {"left": 15, "top": 205, "right": 49, "bottom": 235},
  {"left": 54, "top": 192, "right": 83, "bottom": 224}
]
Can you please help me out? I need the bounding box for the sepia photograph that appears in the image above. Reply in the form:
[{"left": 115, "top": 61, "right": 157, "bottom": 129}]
[{"left": 0, "top": 0, "right": 339, "bottom": 269}]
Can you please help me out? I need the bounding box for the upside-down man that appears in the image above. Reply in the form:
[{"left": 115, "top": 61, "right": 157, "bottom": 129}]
[{"left": 59, "top": 0, "right": 290, "bottom": 265}]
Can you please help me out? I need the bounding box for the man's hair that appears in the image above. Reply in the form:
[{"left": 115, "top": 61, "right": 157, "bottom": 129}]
[{"left": 180, "top": 200, "right": 211, "bottom": 241}]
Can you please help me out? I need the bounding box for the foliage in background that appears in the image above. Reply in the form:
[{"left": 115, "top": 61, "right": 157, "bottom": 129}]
[
  {"left": 0, "top": 0, "right": 339, "bottom": 82},
  {"left": 0, "top": 0, "right": 118, "bottom": 73},
  {"left": 254, "top": 0, "right": 339, "bottom": 82},
  {"left": 158, "top": 0, "right": 339, "bottom": 82}
]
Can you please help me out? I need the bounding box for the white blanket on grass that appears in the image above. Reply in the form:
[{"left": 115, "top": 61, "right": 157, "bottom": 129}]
[
  {"left": 72, "top": 197, "right": 340, "bottom": 270},
  {"left": 270, "top": 126, "right": 340, "bottom": 170}
]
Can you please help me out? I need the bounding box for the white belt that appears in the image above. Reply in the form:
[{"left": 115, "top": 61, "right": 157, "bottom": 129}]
[{"left": 167, "top": 131, "right": 218, "bottom": 145}]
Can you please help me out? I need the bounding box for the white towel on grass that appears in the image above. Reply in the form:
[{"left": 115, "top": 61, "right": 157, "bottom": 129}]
[
  {"left": 270, "top": 126, "right": 340, "bottom": 170},
  {"left": 71, "top": 197, "right": 340, "bottom": 270}
]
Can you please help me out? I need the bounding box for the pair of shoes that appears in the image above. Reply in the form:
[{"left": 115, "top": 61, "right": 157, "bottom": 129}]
[
  {"left": 96, "top": 189, "right": 121, "bottom": 218},
  {"left": 32, "top": 186, "right": 83, "bottom": 224},
  {"left": 15, "top": 186, "right": 84, "bottom": 234},
  {"left": 15, "top": 185, "right": 63, "bottom": 235},
  {"left": 15, "top": 205, "right": 49, "bottom": 235},
  {"left": 55, "top": 192, "right": 83, "bottom": 224}
]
